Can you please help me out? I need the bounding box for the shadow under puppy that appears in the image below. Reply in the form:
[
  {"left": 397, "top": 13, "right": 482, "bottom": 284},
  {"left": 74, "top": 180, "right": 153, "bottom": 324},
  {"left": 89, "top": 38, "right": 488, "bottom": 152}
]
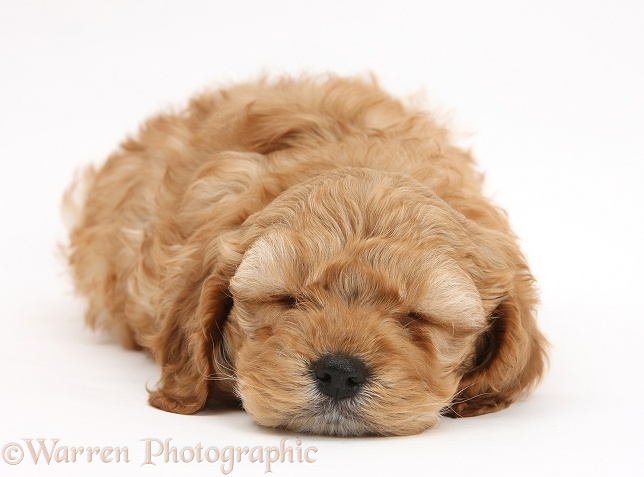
[{"left": 64, "top": 75, "right": 547, "bottom": 436}]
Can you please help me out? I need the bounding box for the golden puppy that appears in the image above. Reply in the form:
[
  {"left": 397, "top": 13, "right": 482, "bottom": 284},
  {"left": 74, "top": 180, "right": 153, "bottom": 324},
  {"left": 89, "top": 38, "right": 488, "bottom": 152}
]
[{"left": 64, "top": 75, "right": 547, "bottom": 436}]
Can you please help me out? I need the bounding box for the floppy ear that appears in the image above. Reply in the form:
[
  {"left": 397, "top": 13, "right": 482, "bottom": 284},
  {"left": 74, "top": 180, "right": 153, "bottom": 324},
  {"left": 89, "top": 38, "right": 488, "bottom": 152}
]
[
  {"left": 445, "top": 231, "right": 548, "bottom": 418},
  {"left": 143, "top": 150, "right": 283, "bottom": 414},
  {"left": 144, "top": 214, "right": 260, "bottom": 414},
  {"left": 147, "top": 272, "right": 230, "bottom": 414},
  {"left": 146, "top": 229, "right": 247, "bottom": 414}
]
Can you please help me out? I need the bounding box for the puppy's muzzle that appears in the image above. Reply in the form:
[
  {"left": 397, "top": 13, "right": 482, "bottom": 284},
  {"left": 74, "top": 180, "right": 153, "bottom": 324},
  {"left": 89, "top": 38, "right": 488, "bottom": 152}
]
[{"left": 312, "top": 354, "right": 368, "bottom": 399}]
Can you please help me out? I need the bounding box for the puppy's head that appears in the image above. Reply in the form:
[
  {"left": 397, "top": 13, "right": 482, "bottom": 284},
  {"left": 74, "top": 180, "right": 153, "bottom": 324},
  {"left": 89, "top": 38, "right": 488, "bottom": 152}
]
[{"left": 149, "top": 168, "right": 546, "bottom": 436}]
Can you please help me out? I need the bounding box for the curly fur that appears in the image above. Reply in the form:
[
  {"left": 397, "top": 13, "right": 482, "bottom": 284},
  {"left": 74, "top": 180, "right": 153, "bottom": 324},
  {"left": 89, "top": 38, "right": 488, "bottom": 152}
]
[{"left": 64, "top": 75, "right": 547, "bottom": 436}]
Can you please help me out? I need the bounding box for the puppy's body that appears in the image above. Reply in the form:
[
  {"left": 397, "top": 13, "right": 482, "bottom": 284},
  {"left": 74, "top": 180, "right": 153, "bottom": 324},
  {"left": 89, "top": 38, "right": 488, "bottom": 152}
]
[{"left": 66, "top": 76, "right": 546, "bottom": 436}]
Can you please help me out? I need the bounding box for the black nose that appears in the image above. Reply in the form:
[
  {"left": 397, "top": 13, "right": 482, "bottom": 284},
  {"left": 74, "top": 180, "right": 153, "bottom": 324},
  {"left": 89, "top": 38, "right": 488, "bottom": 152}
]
[{"left": 312, "top": 354, "right": 367, "bottom": 399}]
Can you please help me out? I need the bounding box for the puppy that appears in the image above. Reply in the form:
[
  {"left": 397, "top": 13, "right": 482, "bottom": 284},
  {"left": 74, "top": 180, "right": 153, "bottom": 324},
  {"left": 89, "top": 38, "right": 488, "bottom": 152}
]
[{"left": 64, "top": 75, "right": 547, "bottom": 436}]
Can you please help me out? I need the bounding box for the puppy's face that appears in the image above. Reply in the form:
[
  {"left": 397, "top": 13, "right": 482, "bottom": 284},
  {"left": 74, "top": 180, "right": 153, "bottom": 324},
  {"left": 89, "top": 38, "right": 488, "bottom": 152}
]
[
  {"left": 149, "top": 167, "right": 544, "bottom": 436},
  {"left": 224, "top": 169, "right": 494, "bottom": 436}
]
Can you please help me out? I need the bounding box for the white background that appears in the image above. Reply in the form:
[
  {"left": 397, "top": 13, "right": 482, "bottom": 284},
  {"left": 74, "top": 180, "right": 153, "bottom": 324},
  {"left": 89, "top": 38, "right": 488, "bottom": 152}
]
[{"left": 1, "top": 1, "right": 643, "bottom": 476}]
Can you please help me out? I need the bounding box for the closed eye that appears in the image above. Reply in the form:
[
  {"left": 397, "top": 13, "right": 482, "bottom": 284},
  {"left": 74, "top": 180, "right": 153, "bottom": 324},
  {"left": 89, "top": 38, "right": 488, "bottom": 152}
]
[
  {"left": 399, "top": 311, "right": 423, "bottom": 328},
  {"left": 273, "top": 295, "right": 298, "bottom": 308}
]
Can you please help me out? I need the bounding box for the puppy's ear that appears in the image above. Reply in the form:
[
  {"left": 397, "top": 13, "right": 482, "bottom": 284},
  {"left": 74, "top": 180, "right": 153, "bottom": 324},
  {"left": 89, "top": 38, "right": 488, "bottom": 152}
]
[
  {"left": 147, "top": 230, "right": 245, "bottom": 414},
  {"left": 445, "top": 230, "right": 548, "bottom": 418},
  {"left": 147, "top": 273, "right": 230, "bottom": 414},
  {"left": 142, "top": 149, "right": 285, "bottom": 414}
]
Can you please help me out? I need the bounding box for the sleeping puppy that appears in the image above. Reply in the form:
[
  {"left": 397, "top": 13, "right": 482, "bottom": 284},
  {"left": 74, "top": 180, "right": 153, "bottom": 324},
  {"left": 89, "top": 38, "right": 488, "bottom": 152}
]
[{"left": 64, "top": 75, "right": 547, "bottom": 436}]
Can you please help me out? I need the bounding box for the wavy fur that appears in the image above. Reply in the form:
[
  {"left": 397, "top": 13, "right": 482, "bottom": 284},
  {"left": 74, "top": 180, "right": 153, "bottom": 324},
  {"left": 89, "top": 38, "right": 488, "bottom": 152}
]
[{"left": 65, "top": 75, "right": 547, "bottom": 436}]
